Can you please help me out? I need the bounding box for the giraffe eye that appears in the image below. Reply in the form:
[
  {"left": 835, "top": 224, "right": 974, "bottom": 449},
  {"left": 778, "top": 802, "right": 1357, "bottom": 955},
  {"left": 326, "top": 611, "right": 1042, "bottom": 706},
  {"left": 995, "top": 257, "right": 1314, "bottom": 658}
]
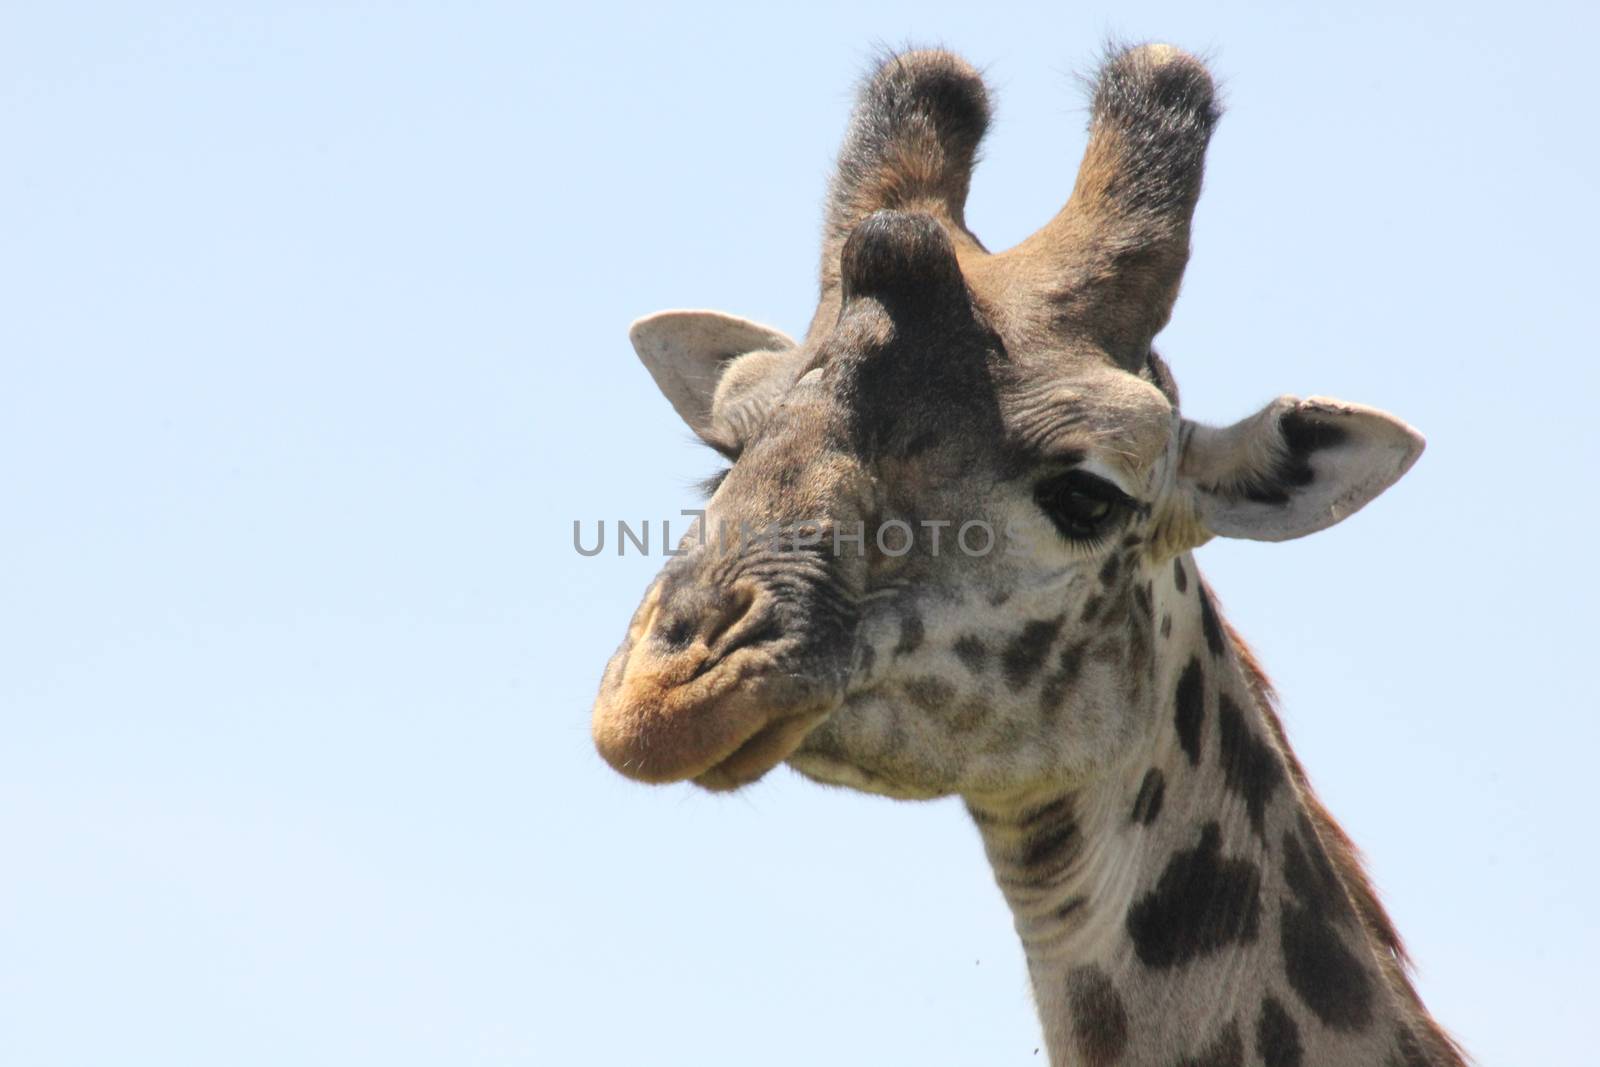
[{"left": 1034, "top": 471, "right": 1131, "bottom": 542}]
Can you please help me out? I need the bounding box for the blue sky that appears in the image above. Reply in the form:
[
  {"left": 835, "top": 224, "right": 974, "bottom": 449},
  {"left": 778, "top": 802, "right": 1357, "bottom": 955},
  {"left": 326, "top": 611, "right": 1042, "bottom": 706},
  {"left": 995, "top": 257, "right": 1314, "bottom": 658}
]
[{"left": 2, "top": 2, "right": 1594, "bottom": 1064}]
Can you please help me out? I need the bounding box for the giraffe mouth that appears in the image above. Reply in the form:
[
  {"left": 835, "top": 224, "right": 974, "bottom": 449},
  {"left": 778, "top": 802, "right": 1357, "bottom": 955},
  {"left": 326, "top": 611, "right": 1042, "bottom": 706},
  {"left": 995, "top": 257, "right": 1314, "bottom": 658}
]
[
  {"left": 592, "top": 628, "right": 845, "bottom": 789},
  {"left": 592, "top": 560, "right": 857, "bottom": 789},
  {"left": 691, "top": 704, "right": 834, "bottom": 791}
]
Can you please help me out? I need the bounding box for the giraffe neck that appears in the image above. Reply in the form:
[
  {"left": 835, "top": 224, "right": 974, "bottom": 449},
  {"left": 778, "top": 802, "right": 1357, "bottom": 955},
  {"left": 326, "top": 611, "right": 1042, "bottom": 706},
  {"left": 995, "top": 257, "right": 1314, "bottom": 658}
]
[{"left": 966, "top": 555, "right": 1462, "bottom": 1067}]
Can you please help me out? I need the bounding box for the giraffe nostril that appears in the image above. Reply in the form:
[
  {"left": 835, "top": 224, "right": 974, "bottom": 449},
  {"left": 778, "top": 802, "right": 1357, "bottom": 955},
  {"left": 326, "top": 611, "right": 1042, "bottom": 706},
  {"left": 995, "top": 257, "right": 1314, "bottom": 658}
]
[
  {"left": 702, "top": 584, "right": 758, "bottom": 650},
  {"left": 652, "top": 583, "right": 762, "bottom": 655},
  {"left": 658, "top": 616, "right": 696, "bottom": 651}
]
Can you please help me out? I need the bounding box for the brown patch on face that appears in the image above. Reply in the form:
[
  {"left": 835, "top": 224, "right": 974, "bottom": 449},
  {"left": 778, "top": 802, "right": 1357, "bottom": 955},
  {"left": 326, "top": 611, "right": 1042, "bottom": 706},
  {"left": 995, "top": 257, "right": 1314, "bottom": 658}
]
[
  {"left": 1098, "top": 553, "right": 1121, "bottom": 586},
  {"left": 1127, "top": 612, "right": 1152, "bottom": 672},
  {"left": 1091, "top": 636, "right": 1125, "bottom": 665},
  {"left": 902, "top": 676, "right": 956, "bottom": 712},
  {"left": 1081, "top": 595, "right": 1104, "bottom": 624},
  {"left": 876, "top": 703, "right": 908, "bottom": 758},
  {"left": 950, "top": 696, "right": 992, "bottom": 733},
  {"left": 953, "top": 635, "right": 989, "bottom": 674},
  {"left": 1002, "top": 615, "right": 1065, "bottom": 690},
  {"left": 1039, "top": 640, "right": 1089, "bottom": 723},
  {"left": 894, "top": 611, "right": 926, "bottom": 655}
]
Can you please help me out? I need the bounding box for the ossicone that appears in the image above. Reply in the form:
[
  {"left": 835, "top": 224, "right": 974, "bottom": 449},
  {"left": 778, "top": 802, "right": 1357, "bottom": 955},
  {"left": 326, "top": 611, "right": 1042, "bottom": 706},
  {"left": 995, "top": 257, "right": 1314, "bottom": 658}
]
[{"left": 839, "top": 210, "right": 970, "bottom": 313}]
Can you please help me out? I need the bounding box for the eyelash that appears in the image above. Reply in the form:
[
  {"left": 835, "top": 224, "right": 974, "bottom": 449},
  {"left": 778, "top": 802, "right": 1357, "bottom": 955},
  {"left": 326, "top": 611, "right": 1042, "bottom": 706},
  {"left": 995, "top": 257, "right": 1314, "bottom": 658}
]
[{"left": 699, "top": 468, "right": 731, "bottom": 497}]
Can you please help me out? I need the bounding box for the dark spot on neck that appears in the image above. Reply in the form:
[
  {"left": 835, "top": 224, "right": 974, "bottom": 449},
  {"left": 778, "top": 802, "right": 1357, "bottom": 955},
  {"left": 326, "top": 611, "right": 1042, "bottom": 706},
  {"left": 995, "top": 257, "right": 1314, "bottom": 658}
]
[
  {"left": 1255, "top": 997, "right": 1302, "bottom": 1067},
  {"left": 1198, "top": 586, "right": 1225, "bottom": 657},
  {"left": 1177, "top": 1018, "right": 1244, "bottom": 1067},
  {"left": 976, "top": 794, "right": 1084, "bottom": 890},
  {"left": 1126, "top": 823, "right": 1261, "bottom": 968},
  {"left": 1173, "top": 557, "right": 1189, "bottom": 594},
  {"left": 1278, "top": 816, "right": 1372, "bottom": 1030},
  {"left": 1217, "top": 693, "right": 1284, "bottom": 840},
  {"left": 1014, "top": 796, "right": 1082, "bottom": 873},
  {"left": 1055, "top": 895, "right": 1088, "bottom": 923},
  {"left": 1131, "top": 768, "right": 1165, "bottom": 825},
  {"left": 1067, "top": 966, "right": 1129, "bottom": 1067},
  {"left": 1280, "top": 899, "right": 1374, "bottom": 1031},
  {"left": 1388, "top": 1025, "right": 1433, "bottom": 1067},
  {"left": 1174, "top": 658, "right": 1206, "bottom": 764},
  {"left": 1282, "top": 816, "right": 1356, "bottom": 924}
]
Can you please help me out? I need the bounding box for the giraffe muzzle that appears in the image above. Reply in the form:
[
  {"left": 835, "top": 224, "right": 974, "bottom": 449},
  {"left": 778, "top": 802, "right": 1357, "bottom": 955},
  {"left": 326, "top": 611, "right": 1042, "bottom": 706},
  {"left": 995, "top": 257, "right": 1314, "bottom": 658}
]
[{"left": 591, "top": 572, "right": 852, "bottom": 790}]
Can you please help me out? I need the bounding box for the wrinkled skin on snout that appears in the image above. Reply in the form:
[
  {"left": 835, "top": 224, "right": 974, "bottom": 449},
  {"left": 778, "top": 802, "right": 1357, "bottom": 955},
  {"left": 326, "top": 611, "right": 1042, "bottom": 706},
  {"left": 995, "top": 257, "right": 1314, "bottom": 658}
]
[{"left": 590, "top": 47, "right": 1422, "bottom": 805}]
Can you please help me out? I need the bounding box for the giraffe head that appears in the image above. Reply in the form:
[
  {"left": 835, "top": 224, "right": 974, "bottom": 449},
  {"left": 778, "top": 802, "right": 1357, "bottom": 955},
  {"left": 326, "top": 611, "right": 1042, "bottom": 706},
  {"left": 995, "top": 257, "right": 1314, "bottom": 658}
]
[{"left": 591, "top": 46, "right": 1422, "bottom": 802}]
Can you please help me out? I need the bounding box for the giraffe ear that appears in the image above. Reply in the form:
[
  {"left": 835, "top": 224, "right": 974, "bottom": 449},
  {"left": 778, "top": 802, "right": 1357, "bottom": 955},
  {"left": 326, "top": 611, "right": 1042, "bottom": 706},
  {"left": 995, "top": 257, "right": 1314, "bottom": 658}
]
[
  {"left": 1175, "top": 396, "right": 1425, "bottom": 544},
  {"left": 629, "top": 310, "right": 799, "bottom": 452}
]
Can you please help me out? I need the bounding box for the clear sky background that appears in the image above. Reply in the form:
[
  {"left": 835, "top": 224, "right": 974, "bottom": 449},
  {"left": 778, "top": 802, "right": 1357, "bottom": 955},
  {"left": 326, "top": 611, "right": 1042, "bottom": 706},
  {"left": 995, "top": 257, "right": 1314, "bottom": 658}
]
[{"left": 2, "top": 3, "right": 1594, "bottom": 1065}]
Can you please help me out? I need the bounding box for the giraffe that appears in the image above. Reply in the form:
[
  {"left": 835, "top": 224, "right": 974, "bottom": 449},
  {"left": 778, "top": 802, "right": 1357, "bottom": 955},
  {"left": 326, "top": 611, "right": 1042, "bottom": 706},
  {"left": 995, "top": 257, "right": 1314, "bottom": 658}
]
[{"left": 591, "top": 44, "right": 1465, "bottom": 1066}]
